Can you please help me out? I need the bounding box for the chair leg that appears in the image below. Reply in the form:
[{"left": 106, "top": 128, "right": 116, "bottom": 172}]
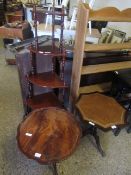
[
  {"left": 82, "top": 125, "right": 105, "bottom": 156},
  {"left": 112, "top": 127, "right": 121, "bottom": 136},
  {"left": 25, "top": 105, "right": 31, "bottom": 116},
  {"left": 126, "top": 108, "right": 131, "bottom": 133}
]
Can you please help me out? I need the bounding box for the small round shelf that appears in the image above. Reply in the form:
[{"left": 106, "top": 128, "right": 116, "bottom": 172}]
[
  {"left": 29, "top": 45, "right": 65, "bottom": 57},
  {"left": 28, "top": 72, "right": 67, "bottom": 88}
]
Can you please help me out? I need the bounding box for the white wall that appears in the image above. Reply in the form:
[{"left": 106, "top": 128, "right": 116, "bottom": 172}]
[{"left": 70, "top": 0, "right": 131, "bottom": 38}]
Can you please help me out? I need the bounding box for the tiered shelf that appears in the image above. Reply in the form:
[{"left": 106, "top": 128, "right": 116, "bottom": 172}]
[
  {"left": 26, "top": 4, "right": 67, "bottom": 113},
  {"left": 26, "top": 92, "right": 63, "bottom": 110},
  {"left": 27, "top": 71, "right": 67, "bottom": 88},
  {"left": 28, "top": 44, "right": 65, "bottom": 56}
]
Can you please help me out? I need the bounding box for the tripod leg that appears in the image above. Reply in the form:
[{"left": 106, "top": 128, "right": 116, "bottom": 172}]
[
  {"left": 127, "top": 125, "right": 131, "bottom": 133},
  {"left": 52, "top": 163, "right": 58, "bottom": 175},
  {"left": 112, "top": 127, "right": 121, "bottom": 136},
  {"left": 91, "top": 127, "right": 105, "bottom": 157}
]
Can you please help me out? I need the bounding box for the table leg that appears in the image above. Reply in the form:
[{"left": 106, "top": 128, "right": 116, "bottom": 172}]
[
  {"left": 127, "top": 125, "right": 131, "bottom": 133},
  {"left": 92, "top": 127, "right": 105, "bottom": 157},
  {"left": 127, "top": 110, "right": 131, "bottom": 133},
  {"left": 87, "top": 126, "right": 105, "bottom": 157},
  {"left": 112, "top": 127, "right": 121, "bottom": 136},
  {"left": 52, "top": 163, "right": 58, "bottom": 175}
]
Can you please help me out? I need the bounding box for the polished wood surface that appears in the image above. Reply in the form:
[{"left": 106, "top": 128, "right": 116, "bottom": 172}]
[
  {"left": 81, "top": 61, "right": 131, "bottom": 75},
  {"left": 25, "top": 5, "right": 67, "bottom": 113},
  {"left": 29, "top": 45, "right": 65, "bottom": 56},
  {"left": 26, "top": 92, "right": 63, "bottom": 110},
  {"left": 17, "top": 108, "right": 81, "bottom": 164},
  {"left": 28, "top": 72, "right": 67, "bottom": 88},
  {"left": 76, "top": 93, "right": 126, "bottom": 128}
]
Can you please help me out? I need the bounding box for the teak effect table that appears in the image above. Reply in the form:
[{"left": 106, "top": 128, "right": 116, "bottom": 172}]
[
  {"left": 17, "top": 107, "right": 81, "bottom": 175},
  {"left": 76, "top": 93, "right": 126, "bottom": 156}
]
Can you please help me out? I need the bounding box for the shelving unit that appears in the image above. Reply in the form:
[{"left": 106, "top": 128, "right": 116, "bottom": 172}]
[
  {"left": 26, "top": 4, "right": 67, "bottom": 113},
  {"left": 70, "top": 2, "right": 131, "bottom": 103}
]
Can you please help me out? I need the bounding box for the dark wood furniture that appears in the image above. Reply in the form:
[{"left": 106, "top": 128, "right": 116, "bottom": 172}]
[
  {"left": 13, "top": 43, "right": 130, "bottom": 115},
  {"left": 13, "top": 39, "right": 71, "bottom": 114},
  {"left": 30, "top": 6, "right": 47, "bottom": 23},
  {"left": 17, "top": 107, "right": 81, "bottom": 175},
  {"left": 111, "top": 69, "right": 131, "bottom": 133},
  {"left": 5, "top": 10, "right": 23, "bottom": 23},
  {"left": 76, "top": 92, "right": 126, "bottom": 156},
  {"left": 25, "top": 5, "right": 67, "bottom": 114},
  {"left": 0, "top": 21, "right": 32, "bottom": 40}
]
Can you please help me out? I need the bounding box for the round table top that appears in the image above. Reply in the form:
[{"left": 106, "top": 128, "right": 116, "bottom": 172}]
[{"left": 17, "top": 107, "right": 81, "bottom": 164}]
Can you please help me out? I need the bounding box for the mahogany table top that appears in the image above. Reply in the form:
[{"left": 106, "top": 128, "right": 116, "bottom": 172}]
[{"left": 17, "top": 107, "right": 81, "bottom": 164}]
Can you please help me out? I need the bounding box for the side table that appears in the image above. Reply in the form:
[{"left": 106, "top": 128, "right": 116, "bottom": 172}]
[
  {"left": 76, "top": 93, "right": 126, "bottom": 156},
  {"left": 17, "top": 107, "right": 81, "bottom": 175}
]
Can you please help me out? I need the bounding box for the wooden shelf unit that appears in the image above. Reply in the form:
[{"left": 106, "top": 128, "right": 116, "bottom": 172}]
[
  {"left": 26, "top": 5, "right": 67, "bottom": 113},
  {"left": 70, "top": 2, "right": 131, "bottom": 103},
  {"left": 28, "top": 72, "right": 67, "bottom": 88},
  {"left": 26, "top": 92, "right": 63, "bottom": 110},
  {"left": 28, "top": 45, "right": 64, "bottom": 56}
]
